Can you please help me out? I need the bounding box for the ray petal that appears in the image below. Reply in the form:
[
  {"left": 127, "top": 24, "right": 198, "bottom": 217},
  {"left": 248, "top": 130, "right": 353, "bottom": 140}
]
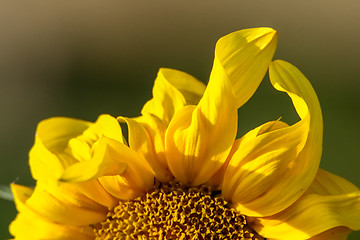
[
  {"left": 253, "top": 169, "right": 360, "bottom": 239},
  {"left": 165, "top": 28, "right": 278, "bottom": 185},
  {"left": 222, "top": 60, "right": 323, "bottom": 217}
]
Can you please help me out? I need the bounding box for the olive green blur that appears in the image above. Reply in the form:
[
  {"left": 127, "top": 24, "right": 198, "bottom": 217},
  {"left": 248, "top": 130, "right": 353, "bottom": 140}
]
[{"left": 0, "top": 1, "right": 359, "bottom": 239}]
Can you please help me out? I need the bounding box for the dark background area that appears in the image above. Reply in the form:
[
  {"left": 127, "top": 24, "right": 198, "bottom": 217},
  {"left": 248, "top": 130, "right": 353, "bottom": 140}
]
[{"left": 0, "top": 1, "right": 359, "bottom": 239}]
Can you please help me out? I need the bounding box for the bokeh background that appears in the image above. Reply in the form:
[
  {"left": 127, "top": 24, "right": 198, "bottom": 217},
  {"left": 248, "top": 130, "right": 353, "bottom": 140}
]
[{"left": 1, "top": 0, "right": 359, "bottom": 239}]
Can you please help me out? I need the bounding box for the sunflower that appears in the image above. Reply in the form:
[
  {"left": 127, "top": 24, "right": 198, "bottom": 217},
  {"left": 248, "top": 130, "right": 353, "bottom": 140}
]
[{"left": 9, "top": 27, "right": 360, "bottom": 240}]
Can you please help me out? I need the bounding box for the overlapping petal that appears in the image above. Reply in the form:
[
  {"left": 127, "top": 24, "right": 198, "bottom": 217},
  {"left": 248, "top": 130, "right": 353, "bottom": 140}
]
[
  {"left": 253, "top": 169, "right": 360, "bottom": 239},
  {"left": 141, "top": 68, "right": 206, "bottom": 126},
  {"left": 97, "top": 137, "right": 154, "bottom": 200},
  {"left": 10, "top": 184, "right": 95, "bottom": 239},
  {"left": 29, "top": 117, "right": 91, "bottom": 180},
  {"left": 22, "top": 182, "right": 109, "bottom": 225},
  {"left": 119, "top": 68, "right": 206, "bottom": 182},
  {"left": 27, "top": 113, "right": 154, "bottom": 200},
  {"left": 165, "top": 28, "right": 278, "bottom": 186},
  {"left": 11, "top": 135, "right": 154, "bottom": 235},
  {"left": 119, "top": 115, "right": 172, "bottom": 182},
  {"left": 222, "top": 60, "right": 323, "bottom": 217},
  {"left": 29, "top": 114, "right": 126, "bottom": 182},
  {"left": 60, "top": 136, "right": 127, "bottom": 182}
]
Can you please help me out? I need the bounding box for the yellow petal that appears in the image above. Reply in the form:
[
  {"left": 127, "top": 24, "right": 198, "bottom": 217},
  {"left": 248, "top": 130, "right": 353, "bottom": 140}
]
[
  {"left": 213, "top": 120, "right": 286, "bottom": 188},
  {"left": 29, "top": 114, "right": 125, "bottom": 182},
  {"left": 126, "top": 69, "right": 205, "bottom": 182},
  {"left": 60, "top": 137, "right": 127, "bottom": 182},
  {"left": 213, "top": 27, "right": 278, "bottom": 108},
  {"left": 222, "top": 60, "right": 323, "bottom": 217},
  {"left": 141, "top": 68, "right": 206, "bottom": 126},
  {"left": 29, "top": 117, "right": 91, "bottom": 180},
  {"left": 308, "top": 169, "right": 359, "bottom": 195},
  {"left": 11, "top": 184, "right": 33, "bottom": 213},
  {"left": 308, "top": 227, "right": 351, "bottom": 240},
  {"left": 75, "top": 114, "right": 124, "bottom": 144},
  {"left": 118, "top": 115, "right": 173, "bottom": 182},
  {"left": 97, "top": 137, "right": 154, "bottom": 200},
  {"left": 10, "top": 183, "right": 97, "bottom": 239},
  {"left": 253, "top": 169, "right": 360, "bottom": 239},
  {"left": 99, "top": 175, "right": 142, "bottom": 201},
  {"left": 60, "top": 114, "right": 125, "bottom": 182},
  {"left": 34, "top": 117, "right": 91, "bottom": 152},
  {"left": 166, "top": 28, "right": 278, "bottom": 185},
  {"left": 207, "top": 138, "right": 242, "bottom": 187},
  {"left": 63, "top": 180, "right": 118, "bottom": 209},
  {"left": 12, "top": 179, "right": 118, "bottom": 215},
  {"left": 25, "top": 181, "right": 109, "bottom": 225},
  {"left": 10, "top": 212, "right": 94, "bottom": 240}
]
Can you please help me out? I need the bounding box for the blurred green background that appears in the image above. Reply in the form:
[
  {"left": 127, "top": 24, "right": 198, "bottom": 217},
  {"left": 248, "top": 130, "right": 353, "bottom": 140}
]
[{"left": 1, "top": 0, "right": 359, "bottom": 239}]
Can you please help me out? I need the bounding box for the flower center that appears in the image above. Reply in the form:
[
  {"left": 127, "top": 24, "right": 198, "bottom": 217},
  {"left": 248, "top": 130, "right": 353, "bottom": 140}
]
[{"left": 93, "top": 181, "right": 266, "bottom": 240}]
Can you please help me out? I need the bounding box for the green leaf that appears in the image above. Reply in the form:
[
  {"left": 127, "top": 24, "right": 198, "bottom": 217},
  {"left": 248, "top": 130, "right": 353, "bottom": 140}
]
[{"left": 0, "top": 185, "right": 13, "bottom": 201}]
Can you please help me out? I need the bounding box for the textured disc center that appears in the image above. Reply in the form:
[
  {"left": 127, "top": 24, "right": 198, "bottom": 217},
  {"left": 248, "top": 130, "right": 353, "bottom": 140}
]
[{"left": 94, "top": 181, "right": 266, "bottom": 240}]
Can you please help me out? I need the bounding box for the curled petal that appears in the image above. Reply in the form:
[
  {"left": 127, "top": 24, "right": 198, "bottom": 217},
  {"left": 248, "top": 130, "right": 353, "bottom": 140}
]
[
  {"left": 253, "top": 169, "right": 360, "bottom": 239},
  {"left": 97, "top": 137, "right": 154, "bottom": 200},
  {"left": 119, "top": 115, "right": 173, "bottom": 182},
  {"left": 141, "top": 68, "right": 206, "bottom": 126},
  {"left": 166, "top": 28, "right": 278, "bottom": 185},
  {"left": 214, "top": 27, "right": 278, "bottom": 108},
  {"left": 60, "top": 136, "right": 127, "bottom": 182},
  {"left": 118, "top": 68, "right": 205, "bottom": 183},
  {"left": 29, "top": 117, "right": 91, "bottom": 180},
  {"left": 222, "top": 60, "right": 323, "bottom": 217},
  {"left": 29, "top": 114, "right": 124, "bottom": 182}
]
